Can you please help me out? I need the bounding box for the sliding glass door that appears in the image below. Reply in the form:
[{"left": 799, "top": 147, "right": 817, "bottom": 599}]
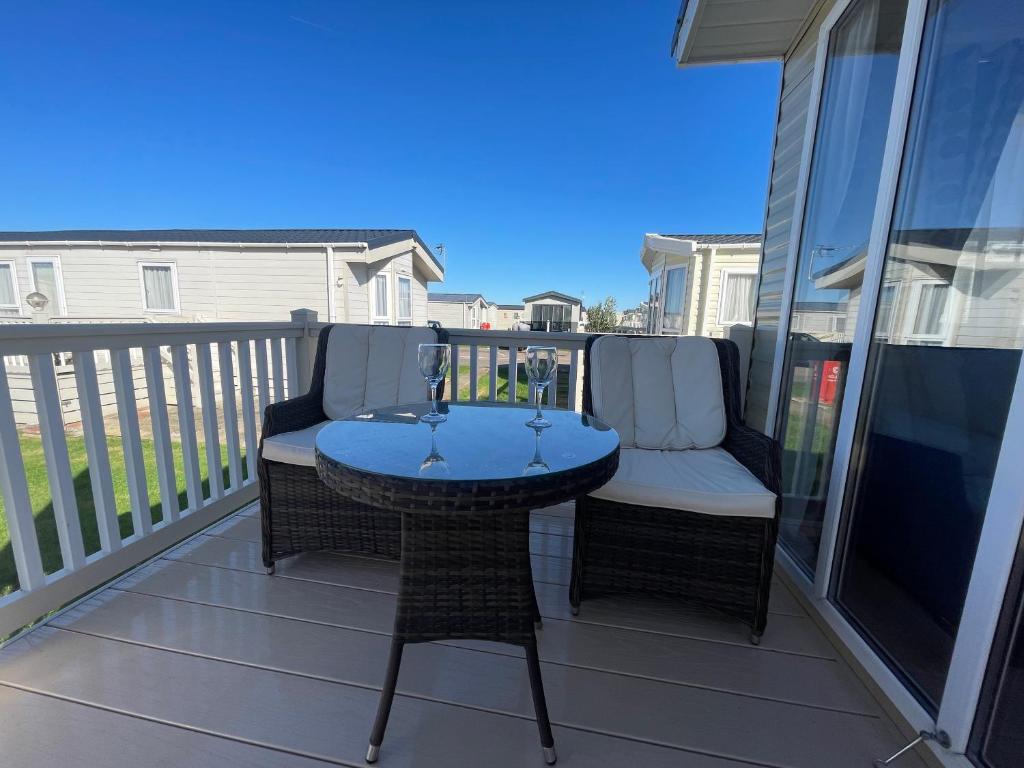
[
  {"left": 774, "top": 0, "right": 909, "bottom": 573},
  {"left": 833, "top": 0, "right": 1024, "bottom": 713}
]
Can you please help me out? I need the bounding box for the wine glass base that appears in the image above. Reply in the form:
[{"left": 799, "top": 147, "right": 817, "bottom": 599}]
[
  {"left": 526, "top": 417, "right": 552, "bottom": 429},
  {"left": 420, "top": 412, "right": 447, "bottom": 424}
]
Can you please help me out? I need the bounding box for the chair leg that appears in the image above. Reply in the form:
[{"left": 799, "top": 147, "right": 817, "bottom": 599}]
[
  {"left": 366, "top": 639, "right": 405, "bottom": 763},
  {"left": 569, "top": 499, "right": 587, "bottom": 615},
  {"left": 525, "top": 639, "right": 557, "bottom": 765}
]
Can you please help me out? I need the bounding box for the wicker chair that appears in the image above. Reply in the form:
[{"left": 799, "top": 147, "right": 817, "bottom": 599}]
[
  {"left": 570, "top": 334, "right": 782, "bottom": 643},
  {"left": 258, "top": 323, "right": 447, "bottom": 574}
]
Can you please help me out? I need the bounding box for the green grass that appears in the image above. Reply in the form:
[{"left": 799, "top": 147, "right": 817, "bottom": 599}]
[
  {"left": 0, "top": 433, "right": 243, "bottom": 598},
  {"left": 456, "top": 363, "right": 570, "bottom": 406}
]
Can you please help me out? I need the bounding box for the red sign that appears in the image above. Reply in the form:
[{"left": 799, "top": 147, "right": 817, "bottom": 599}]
[{"left": 819, "top": 361, "right": 841, "bottom": 405}]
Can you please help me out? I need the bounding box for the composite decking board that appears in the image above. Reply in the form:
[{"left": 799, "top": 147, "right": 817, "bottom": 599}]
[
  {"left": 201, "top": 512, "right": 806, "bottom": 618},
  {"left": 0, "top": 686, "right": 338, "bottom": 768},
  {"left": 168, "top": 533, "right": 575, "bottom": 588},
  {"left": 53, "top": 587, "right": 881, "bottom": 716},
  {"left": 206, "top": 513, "right": 579, "bottom": 560},
  {"left": 118, "top": 558, "right": 833, "bottom": 657},
  {"left": 0, "top": 626, "right": 920, "bottom": 768},
  {"left": 0, "top": 627, "right": 760, "bottom": 768}
]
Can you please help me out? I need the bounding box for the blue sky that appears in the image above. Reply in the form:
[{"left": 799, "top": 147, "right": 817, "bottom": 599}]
[{"left": 0, "top": 1, "right": 779, "bottom": 308}]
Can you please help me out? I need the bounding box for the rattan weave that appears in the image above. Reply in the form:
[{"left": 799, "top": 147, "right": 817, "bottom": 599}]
[
  {"left": 257, "top": 324, "right": 447, "bottom": 570},
  {"left": 571, "top": 335, "right": 782, "bottom": 640}
]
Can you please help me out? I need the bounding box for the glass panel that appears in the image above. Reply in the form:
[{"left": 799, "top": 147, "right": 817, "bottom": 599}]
[
  {"left": 374, "top": 274, "right": 388, "bottom": 317},
  {"left": 720, "top": 272, "right": 755, "bottom": 324},
  {"left": 835, "top": 0, "right": 1024, "bottom": 712},
  {"left": 647, "top": 274, "right": 662, "bottom": 333},
  {"left": 398, "top": 278, "right": 412, "bottom": 319},
  {"left": 662, "top": 268, "right": 686, "bottom": 334},
  {"left": 31, "top": 260, "right": 59, "bottom": 306},
  {"left": 142, "top": 265, "right": 176, "bottom": 311},
  {"left": 775, "top": 0, "right": 908, "bottom": 573},
  {"left": 0, "top": 263, "right": 15, "bottom": 306},
  {"left": 971, "top": 531, "right": 1024, "bottom": 768}
]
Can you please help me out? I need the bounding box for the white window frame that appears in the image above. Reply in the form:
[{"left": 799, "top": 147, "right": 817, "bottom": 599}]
[
  {"left": 659, "top": 265, "right": 688, "bottom": 335},
  {"left": 25, "top": 255, "right": 67, "bottom": 315},
  {"left": 372, "top": 272, "right": 390, "bottom": 325},
  {"left": 716, "top": 267, "right": 758, "bottom": 326},
  {"left": 396, "top": 274, "right": 413, "bottom": 326},
  {"left": 874, "top": 280, "right": 902, "bottom": 340},
  {"left": 137, "top": 261, "right": 181, "bottom": 314},
  {"left": 902, "top": 278, "right": 952, "bottom": 344},
  {"left": 0, "top": 259, "right": 22, "bottom": 312}
]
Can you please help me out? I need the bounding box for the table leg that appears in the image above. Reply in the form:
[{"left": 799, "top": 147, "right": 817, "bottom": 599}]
[{"left": 365, "top": 508, "right": 556, "bottom": 764}]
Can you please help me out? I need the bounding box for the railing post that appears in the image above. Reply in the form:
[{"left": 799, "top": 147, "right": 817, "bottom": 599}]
[{"left": 290, "top": 308, "right": 319, "bottom": 396}]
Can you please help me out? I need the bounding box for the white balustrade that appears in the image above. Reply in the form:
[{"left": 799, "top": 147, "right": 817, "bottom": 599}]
[
  {"left": 0, "top": 319, "right": 306, "bottom": 639},
  {"left": 0, "top": 317, "right": 587, "bottom": 640}
]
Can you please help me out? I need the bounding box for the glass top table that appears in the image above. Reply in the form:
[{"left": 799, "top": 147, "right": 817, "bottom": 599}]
[
  {"left": 315, "top": 400, "right": 619, "bottom": 489},
  {"left": 313, "top": 400, "right": 619, "bottom": 765}
]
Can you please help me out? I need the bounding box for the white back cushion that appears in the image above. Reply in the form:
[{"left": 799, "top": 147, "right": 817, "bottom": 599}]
[
  {"left": 589, "top": 335, "right": 726, "bottom": 450},
  {"left": 322, "top": 325, "right": 437, "bottom": 420}
]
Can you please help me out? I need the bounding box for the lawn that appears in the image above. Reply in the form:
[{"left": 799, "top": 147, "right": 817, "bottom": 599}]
[
  {"left": 0, "top": 433, "right": 242, "bottom": 598},
  {"left": 455, "top": 362, "right": 571, "bottom": 407}
]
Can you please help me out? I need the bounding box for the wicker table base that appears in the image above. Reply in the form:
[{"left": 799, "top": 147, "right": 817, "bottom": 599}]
[
  {"left": 313, "top": 403, "right": 619, "bottom": 765},
  {"left": 367, "top": 508, "right": 555, "bottom": 765}
]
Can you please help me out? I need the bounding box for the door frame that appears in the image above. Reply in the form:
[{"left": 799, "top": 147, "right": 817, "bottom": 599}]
[{"left": 770, "top": 0, "right": 1024, "bottom": 760}]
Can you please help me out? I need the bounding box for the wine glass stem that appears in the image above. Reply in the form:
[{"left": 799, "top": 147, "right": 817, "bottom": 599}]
[
  {"left": 535, "top": 384, "right": 545, "bottom": 420},
  {"left": 430, "top": 382, "right": 438, "bottom": 415}
]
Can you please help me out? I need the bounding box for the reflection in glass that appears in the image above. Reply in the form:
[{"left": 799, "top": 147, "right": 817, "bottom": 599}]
[
  {"left": 418, "top": 421, "right": 450, "bottom": 477},
  {"left": 417, "top": 343, "right": 451, "bottom": 424},
  {"left": 775, "top": 0, "right": 909, "bottom": 573},
  {"left": 834, "top": 0, "right": 1024, "bottom": 714},
  {"left": 525, "top": 346, "right": 556, "bottom": 429},
  {"left": 523, "top": 425, "right": 550, "bottom": 475}
]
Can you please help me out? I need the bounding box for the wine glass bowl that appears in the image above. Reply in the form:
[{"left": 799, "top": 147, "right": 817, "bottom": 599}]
[
  {"left": 525, "top": 346, "right": 556, "bottom": 429},
  {"left": 418, "top": 343, "right": 451, "bottom": 424}
]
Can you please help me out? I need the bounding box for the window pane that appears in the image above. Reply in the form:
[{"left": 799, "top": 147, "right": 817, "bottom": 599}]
[
  {"left": 0, "top": 264, "right": 15, "bottom": 306},
  {"left": 398, "top": 278, "right": 411, "bottom": 319},
  {"left": 721, "top": 272, "right": 755, "bottom": 324},
  {"left": 775, "top": 0, "right": 908, "bottom": 573},
  {"left": 31, "top": 262, "right": 59, "bottom": 303},
  {"left": 142, "top": 265, "right": 176, "bottom": 311},
  {"left": 375, "top": 274, "right": 388, "bottom": 316},
  {"left": 836, "top": 0, "right": 1024, "bottom": 714},
  {"left": 662, "top": 268, "right": 686, "bottom": 333}
]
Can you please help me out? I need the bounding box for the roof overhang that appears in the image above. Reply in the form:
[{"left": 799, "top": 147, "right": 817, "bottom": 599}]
[
  {"left": 362, "top": 237, "right": 444, "bottom": 282},
  {"left": 641, "top": 234, "right": 697, "bottom": 272},
  {"left": 671, "top": 0, "right": 819, "bottom": 67}
]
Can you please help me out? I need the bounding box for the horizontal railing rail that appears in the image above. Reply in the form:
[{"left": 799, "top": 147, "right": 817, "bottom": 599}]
[
  {"left": 443, "top": 327, "right": 590, "bottom": 411},
  {"left": 0, "top": 311, "right": 318, "bottom": 639}
]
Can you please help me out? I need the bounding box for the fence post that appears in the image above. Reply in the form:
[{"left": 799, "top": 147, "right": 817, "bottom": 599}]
[{"left": 290, "top": 308, "right": 319, "bottom": 395}]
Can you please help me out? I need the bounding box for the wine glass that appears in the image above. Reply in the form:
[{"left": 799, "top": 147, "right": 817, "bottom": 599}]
[
  {"left": 525, "top": 346, "right": 556, "bottom": 429},
  {"left": 523, "top": 424, "right": 550, "bottom": 475},
  {"left": 419, "top": 422, "right": 450, "bottom": 477},
  {"left": 418, "top": 343, "right": 451, "bottom": 424}
]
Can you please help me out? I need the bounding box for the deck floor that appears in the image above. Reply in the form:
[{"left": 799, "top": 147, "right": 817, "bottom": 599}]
[{"left": 0, "top": 502, "right": 927, "bottom": 768}]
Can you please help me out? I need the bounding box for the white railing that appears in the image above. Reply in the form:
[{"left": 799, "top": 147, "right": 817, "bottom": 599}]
[
  {"left": 443, "top": 328, "right": 589, "bottom": 411},
  {"left": 0, "top": 310, "right": 317, "bottom": 638},
  {"left": 0, "top": 315, "right": 586, "bottom": 639}
]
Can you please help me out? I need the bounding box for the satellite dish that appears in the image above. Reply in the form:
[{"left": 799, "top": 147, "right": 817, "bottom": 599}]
[{"left": 26, "top": 292, "right": 49, "bottom": 311}]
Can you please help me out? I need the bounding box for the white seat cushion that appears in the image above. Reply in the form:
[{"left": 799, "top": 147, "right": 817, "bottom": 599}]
[
  {"left": 261, "top": 421, "right": 331, "bottom": 467},
  {"left": 590, "top": 447, "right": 776, "bottom": 518},
  {"left": 589, "top": 335, "right": 726, "bottom": 450},
  {"left": 322, "top": 325, "right": 438, "bottom": 421}
]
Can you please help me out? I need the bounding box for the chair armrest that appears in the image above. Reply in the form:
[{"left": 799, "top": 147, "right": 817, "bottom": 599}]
[
  {"left": 260, "top": 393, "right": 326, "bottom": 442},
  {"left": 722, "top": 424, "right": 782, "bottom": 499}
]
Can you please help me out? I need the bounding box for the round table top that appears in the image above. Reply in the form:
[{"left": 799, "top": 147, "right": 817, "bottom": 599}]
[{"left": 314, "top": 401, "right": 620, "bottom": 513}]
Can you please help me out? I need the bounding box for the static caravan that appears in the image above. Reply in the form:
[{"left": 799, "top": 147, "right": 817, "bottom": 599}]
[{"left": 673, "top": 1, "right": 1024, "bottom": 766}]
